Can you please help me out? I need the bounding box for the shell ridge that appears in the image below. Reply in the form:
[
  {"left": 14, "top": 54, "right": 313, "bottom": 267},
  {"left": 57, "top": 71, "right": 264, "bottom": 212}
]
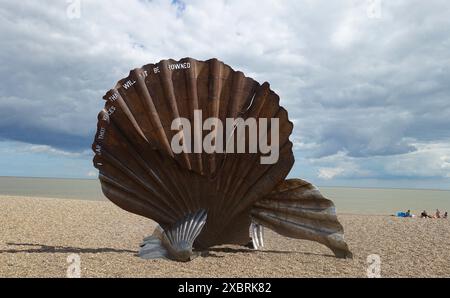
[
  {"left": 96, "top": 117, "right": 195, "bottom": 219},
  {"left": 219, "top": 81, "right": 272, "bottom": 197},
  {"left": 186, "top": 59, "right": 204, "bottom": 174},
  {"left": 212, "top": 82, "right": 289, "bottom": 230},
  {"left": 99, "top": 148, "right": 183, "bottom": 218},
  {"left": 133, "top": 69, "right": 174, "bottom": 157},
  {"left": 100, "top": 117, "right": 190, "bottom": 216},
  {"left": 221, "top": 143, "right": 291, "bottom": 221},
  {"left": 252, "top": 204, "right": 339, "bottom": 224},
  {"left": 226, "top": 141, "right": 294, "bottom": 221},
  {"left": 213, "top": 78, "right": 260, "bottom": 212},
  {"left": 100, "top": 173, "right": 175, "bottom": 224},
  {"left": 271, "top": 178, "right": 312, "bottom": 194},
  {"left": 154, "top": 59, "right": 202, "bottom": 212},
  {"left": 205, "top": 59, "right": 223, "bottom": 176},
  {"left": 189, "top": 209, "right": 207, "bottom": 242},
  {"left": 132, "top": 66, "right": 203, "bottom": 215},
  {"left": 107, "top": 120, "right": 182, "bottom": 204},
  {"left": 113, "top": 89, "right": 149, "bottom": 143},
  {"left": 185, "top": 213, "right": 196, "bottom": 243},
  {"left": 159, "top": 60, "right": 192, "bottom": 170}
]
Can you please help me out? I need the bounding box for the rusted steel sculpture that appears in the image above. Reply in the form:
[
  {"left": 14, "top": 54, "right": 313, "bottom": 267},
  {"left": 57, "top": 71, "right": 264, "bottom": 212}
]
[{"left": 92, "top": 57, "right": 352, "bottom": 261}]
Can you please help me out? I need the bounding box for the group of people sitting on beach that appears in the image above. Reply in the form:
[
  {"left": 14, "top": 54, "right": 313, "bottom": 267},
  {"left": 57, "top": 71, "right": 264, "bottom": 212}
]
[
  {"left": 397, "top": 209, "right": 448, "bottom": 218},
  {"left": 419, "top": 209, "right": 448, "bottom": 219}
]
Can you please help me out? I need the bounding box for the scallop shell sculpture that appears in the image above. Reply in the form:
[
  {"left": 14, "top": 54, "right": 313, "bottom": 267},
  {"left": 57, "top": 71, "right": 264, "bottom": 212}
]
[{"left": 92, "top": 57, "right": 352, "bottom": 261}]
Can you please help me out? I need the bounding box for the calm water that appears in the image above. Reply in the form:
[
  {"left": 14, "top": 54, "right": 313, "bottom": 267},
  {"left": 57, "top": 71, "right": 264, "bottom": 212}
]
[
  {"left": 0, "top": 177, "right": 104, "bottom": 201},
  {"left": 320, "top": 187, "right": 450, "bottom": 215},
  {"left": 0, "top": 176, "right": 449, "bottom": 215}
]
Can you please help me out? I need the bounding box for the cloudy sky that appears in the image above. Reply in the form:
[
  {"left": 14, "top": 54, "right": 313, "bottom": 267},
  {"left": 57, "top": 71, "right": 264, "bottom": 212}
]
[{"left": 1, "top": 0, "right": 449, "bottom": 189}]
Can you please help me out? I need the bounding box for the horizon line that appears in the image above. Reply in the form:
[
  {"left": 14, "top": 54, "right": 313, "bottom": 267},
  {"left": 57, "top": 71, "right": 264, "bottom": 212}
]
[{"left": 1, "top": 175, "right": 449, "bottom": 191}]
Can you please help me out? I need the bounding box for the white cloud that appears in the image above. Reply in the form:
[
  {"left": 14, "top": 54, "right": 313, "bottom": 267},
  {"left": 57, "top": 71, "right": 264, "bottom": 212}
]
[
  {"left": 307, "top": 141, "right": 450, "bottom": 181},
  {"left": 331, "top": 10, "right": 362, "bottom": 49},
  {"left": 318, "top": 167, "right": 345, "bottom": 180},
  {"left": 6, "top": 142, "right": 92, "bottom": 158},
  {"left": 86, "top": 170, "right": 98, "bottom": 177},
  {"left": 383, "top": 142, "right": 450, "bottom": 178},
  {"left": 24, "top": 145, "right": 90, "bottom": 158},
  {"left": 311, "top": 150, "right": 373, "bottom": 180}
]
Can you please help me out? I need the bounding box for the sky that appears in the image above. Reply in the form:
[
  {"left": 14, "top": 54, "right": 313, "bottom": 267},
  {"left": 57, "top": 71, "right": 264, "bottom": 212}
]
[{"left": 0, "top": 0, "right": 449, "bottom": 189}]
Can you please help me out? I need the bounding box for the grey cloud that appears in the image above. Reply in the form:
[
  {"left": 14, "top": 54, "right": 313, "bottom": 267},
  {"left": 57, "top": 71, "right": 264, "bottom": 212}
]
[{"left": 0, "top": 0, "right": 449, "bottom": 169}]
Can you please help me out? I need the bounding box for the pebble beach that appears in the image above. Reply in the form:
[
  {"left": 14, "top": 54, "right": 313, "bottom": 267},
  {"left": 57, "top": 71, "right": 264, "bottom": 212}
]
[{"left": 1, "top": 195, "right": 449, "bottom": 278}]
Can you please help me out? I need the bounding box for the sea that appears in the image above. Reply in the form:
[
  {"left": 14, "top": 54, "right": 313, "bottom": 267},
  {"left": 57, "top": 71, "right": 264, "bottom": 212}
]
[{"left": 0, "top": 176, "right": 449, "bottom": 215}]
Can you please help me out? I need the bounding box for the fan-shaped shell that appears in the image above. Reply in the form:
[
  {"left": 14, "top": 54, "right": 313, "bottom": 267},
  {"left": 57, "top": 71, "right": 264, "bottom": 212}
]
[{"left": 92, "top": 58, "right": 294, "bottom": 248}]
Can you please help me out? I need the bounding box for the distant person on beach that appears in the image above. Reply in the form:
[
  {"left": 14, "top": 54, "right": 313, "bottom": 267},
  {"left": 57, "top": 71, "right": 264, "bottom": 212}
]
[
  {"left": 420, "top": 210, "right": 430, "bottom": 218},
  {"left": 443, "top": 212, "right": 447, "bottom": 219},
  {"left": 435, "top": 209, "right": 441, "bottom": 218},
  {"left": 396, "top": 210, "right": 412, "bottom": 217}
]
